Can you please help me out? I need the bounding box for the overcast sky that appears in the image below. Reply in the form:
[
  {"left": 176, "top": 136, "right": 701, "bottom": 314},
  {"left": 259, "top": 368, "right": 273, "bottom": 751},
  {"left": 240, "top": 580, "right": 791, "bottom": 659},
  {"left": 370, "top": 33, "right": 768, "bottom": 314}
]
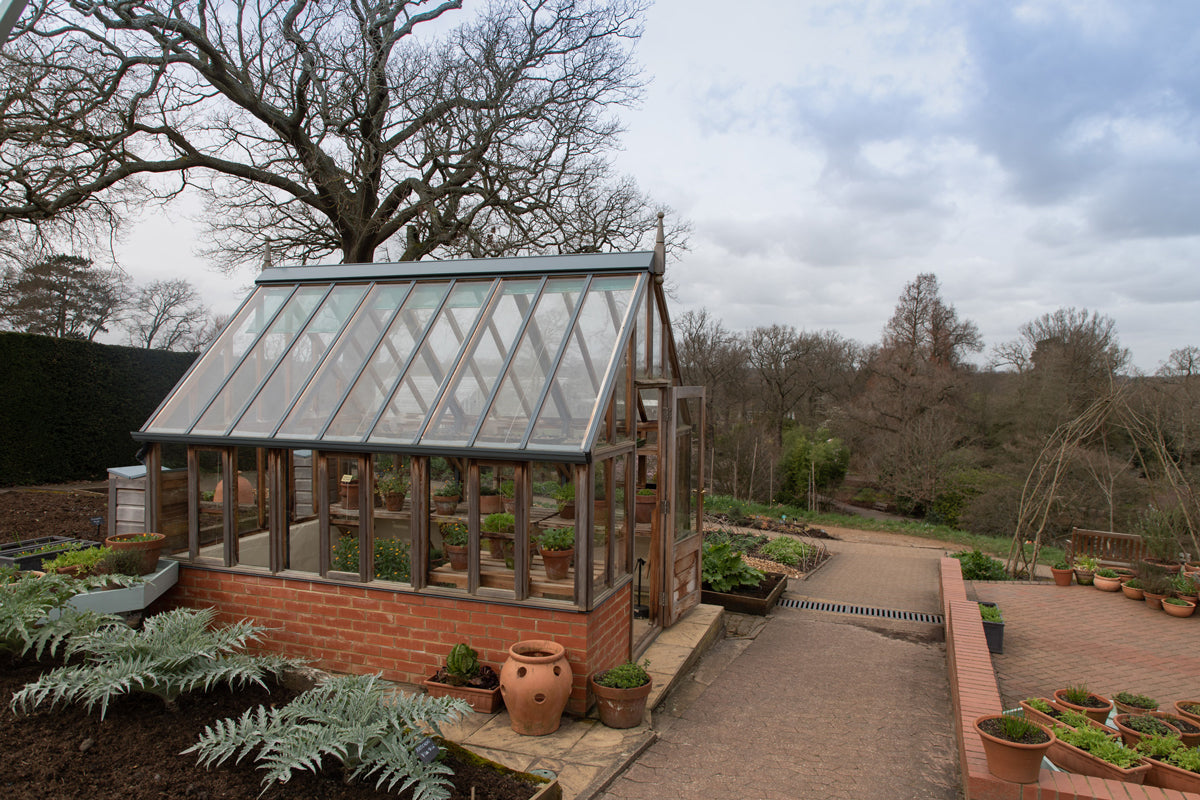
[{"left": 116, "top": 0, "right": 1200, "bottom": 372}]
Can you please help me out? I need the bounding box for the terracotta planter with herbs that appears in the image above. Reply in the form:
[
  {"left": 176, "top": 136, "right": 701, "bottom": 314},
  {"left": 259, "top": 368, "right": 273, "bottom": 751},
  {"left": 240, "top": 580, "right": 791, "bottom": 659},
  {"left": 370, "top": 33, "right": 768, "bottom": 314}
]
[
  {"left": 1121, "top": 580, "right": 1145, "bottom": 600},
  {"left": 1113, "top": 714, "right": 1181, "bottom": 748},
  {"left": 1143, "top": 757, "right": 1200, "bottom": 794},
  {"left": 1161, "top": 598, "right": 1196, "bottom": 617},
  {"left": 589, "top": 662, "right": 653, "bottom": 729},
  {"left": 1047, "top": 736, "right": 1150, "bottom": 783},
  {"left": 104, "top": 532, "right": 166, "bottom": 575},
  {"left": 1053, "top": 688, "right": 1113, "bottom": 723},
  {"left": 1175, "top": 700, "right": 1200, "bottom": 726},
  {"left": 1092, "top": 570, "right": 1123, "bottom": 591},
  {"left": 974, "top": 714, "right": 1054, "bottom": 784}
]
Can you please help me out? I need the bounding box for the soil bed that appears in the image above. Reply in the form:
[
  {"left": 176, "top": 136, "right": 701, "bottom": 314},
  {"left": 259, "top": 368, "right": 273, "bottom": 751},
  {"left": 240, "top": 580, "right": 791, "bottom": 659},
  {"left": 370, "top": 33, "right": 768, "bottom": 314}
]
[
  {"left": 978, "top": 717, "right": 1050, "bottom": 745},
  {"left": 0, "top": 488, "right": 108, "bottom": 545},
  {"left": 1, "top": 654, "right": 540, "bottom": 800}
]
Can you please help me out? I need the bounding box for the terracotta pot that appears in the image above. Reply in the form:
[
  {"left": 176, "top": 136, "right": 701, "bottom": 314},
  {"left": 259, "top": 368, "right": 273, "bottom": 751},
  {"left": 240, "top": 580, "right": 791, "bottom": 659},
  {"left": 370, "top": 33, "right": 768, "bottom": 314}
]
[
  {"left": 1113, "top": 698, "right": 1159, "bottom": 715},
  {"left": 539, "top": 547, "right": 574, "bottom": 581},
  {"left": 1144, "top": 757, "right": 1200, "bottom": 793},
  {"left": 1053, "top": 689, "right": 1113, "bottom": 723},
  {"left": 104, "top": 532, "right": 165, "bottom": 575},
  {"left": 1050, "top": 566, "right": 1074, "bottom": 586},
  {"left": 1113, "top": 713, "right": 1181, "bottom": 748},
  {"left": 1161, "top": 598, "right": 1195, "bottom": 617},
  {"left": 974, "top": 714, "right": 1054, "bottom": 784},
  {"left": 433, "top": 495, "right": 459, "bottom": 515},
  {"left": 1093, "top": 573, "right": 1123, "bottom": 592},
  {"left": 340, "top": 481, "right": 360, "bottom": 508},
  {"left": 485, "top": 534, "right": 510, "bottom": 560},
  {"left": 590, "top": 671, "right": 653, "bottom": 729},
  {"left": 1047, "top": 738, "right": 1151, "bottom": 783},
  {"left": 558, "top": 501, "right": 575, "bottom": 520},
  {"left": 1019, "top": 699, "right": 1118, "bottom": 736},
  {"left": 500, "top": 640, "right": 572, "bottom": 736},
  {"left": 634, "top": 494, "right": 655, "bottom": 524},
  {"left": 384, "top": 492, "right": 405, "bottom": 512},
  {"left": 1144, "top": 591, "right": 1167, "bottom": 610},
  {"left": 214, "top": 474, "right": 256, "bottom": 505},
  {"left": 1156, "top": 714, "right": 1200, "bottom": 747},
  {"left": 502, "top": 498, "right": 516, "bottom": 514},
  {"left": 1175, "top": 700, "right": 1200, "bottom": 726},
  {"left": 1074, "top": 568, "right": 1095, "bottom": 586},
  {"left": 479, "top": 494, "right": 502, "bottom": 514},
  {"left": 423, "top": 678, "right": 503, "bottom": 714},
  {"left": 1141, "top": 558, "right": 1182, "bottom": 574},
  {"left": 446, "top": 544, "right": 468, "bottom": 571},
  {"left": 1121, "top": 581, "right": 1145, "bottom": 600}
]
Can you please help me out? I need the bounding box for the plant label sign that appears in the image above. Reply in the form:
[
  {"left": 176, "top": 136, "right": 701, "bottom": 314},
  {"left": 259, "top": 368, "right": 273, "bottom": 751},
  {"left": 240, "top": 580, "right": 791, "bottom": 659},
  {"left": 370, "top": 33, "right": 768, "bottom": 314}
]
[{"left": 415, "top": 737, "right": 439, "bottom": 763}]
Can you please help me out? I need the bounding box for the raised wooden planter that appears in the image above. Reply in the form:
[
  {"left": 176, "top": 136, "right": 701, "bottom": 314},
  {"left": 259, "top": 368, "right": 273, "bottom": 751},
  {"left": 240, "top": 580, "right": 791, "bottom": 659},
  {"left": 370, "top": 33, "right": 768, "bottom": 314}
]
[{"left": 701, "top": 572, "right": 787, "bottom": 615}]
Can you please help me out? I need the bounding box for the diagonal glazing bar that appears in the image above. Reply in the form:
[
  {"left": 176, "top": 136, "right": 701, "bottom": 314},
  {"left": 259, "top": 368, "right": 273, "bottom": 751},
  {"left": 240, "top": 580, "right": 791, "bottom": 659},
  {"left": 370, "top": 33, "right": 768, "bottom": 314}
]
[{"left": 519, "top": 275, "right": 594, "bottom": 449}]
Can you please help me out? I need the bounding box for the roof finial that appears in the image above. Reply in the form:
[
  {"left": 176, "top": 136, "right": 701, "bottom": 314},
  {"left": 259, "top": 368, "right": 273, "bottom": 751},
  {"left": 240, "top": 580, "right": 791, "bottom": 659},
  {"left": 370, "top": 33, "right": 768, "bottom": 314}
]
[
  {"left": 653, "top": 211, "right": 666, "bottom": 278},
  {"left": 262, "top": 238, "right": 274, "bottom": 269}
]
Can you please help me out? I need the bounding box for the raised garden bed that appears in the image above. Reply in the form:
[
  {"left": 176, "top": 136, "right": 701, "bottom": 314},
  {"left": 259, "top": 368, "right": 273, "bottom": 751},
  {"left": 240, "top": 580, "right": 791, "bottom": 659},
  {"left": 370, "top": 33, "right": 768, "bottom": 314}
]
[
  {"left": 0, "top": 536, "right": 98, "bottom": 571},
  {"left": 701, "top": 572, "right": 787, "bottom": 615}
]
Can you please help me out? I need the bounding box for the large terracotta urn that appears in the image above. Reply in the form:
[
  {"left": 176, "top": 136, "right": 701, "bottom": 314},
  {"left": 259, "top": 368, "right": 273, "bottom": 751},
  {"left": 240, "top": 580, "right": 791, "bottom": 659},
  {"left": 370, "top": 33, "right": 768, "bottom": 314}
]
[{"left": 500, "top": 640, "right": 572, "bottom": 735}]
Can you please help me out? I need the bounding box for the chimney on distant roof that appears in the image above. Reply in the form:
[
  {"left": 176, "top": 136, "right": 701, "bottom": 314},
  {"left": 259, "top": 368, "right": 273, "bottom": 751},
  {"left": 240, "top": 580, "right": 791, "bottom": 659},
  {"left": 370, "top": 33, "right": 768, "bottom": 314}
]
[{"left": 262, "top": 238, "right": 274, "bottom": 269}]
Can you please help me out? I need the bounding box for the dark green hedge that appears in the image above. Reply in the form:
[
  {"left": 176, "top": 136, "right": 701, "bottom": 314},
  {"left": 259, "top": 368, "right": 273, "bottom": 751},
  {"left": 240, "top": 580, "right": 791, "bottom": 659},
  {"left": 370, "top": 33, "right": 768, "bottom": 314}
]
[{"left": 0, "top": 333, "right": 196, "bottom": 486}]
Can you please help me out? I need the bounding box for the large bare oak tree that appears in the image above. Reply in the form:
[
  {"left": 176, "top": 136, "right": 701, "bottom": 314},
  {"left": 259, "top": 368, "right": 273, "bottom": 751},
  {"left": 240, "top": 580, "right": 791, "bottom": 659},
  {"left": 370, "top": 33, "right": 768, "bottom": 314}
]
[{"left": 1, "top": 0, "right": 676, "bottom": 268}]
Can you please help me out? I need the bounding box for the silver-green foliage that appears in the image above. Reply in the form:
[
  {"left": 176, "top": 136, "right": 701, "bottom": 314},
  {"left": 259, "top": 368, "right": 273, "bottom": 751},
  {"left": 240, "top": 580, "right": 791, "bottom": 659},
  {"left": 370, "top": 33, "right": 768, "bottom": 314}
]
[
  {"left": 185, "top": 674, "right": 470, "bottom": 799},
  {"left": 0, "top": 570, "right": 134, "bottom": 658},
  {"left": 11, "top": 606, "right": 297, "bottom": 719}
]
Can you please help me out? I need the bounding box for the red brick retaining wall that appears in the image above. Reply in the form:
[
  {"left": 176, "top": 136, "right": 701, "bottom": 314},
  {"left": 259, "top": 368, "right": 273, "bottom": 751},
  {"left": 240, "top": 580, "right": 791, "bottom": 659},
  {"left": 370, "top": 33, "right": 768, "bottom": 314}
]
[
  {"left": 167, "top": 565, "right": 632, "bottom": 714},
  {"left": 940, "top": 557, "right": 1194, "bottom": 800}
]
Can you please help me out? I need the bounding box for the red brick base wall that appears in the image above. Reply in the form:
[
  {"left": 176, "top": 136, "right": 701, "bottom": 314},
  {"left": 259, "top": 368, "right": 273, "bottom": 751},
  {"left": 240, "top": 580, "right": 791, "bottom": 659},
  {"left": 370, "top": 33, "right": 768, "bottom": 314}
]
[
  {"left": 940, "top": 558, "right": 1185, "bottom": 800},
  {"left": 166, "top": 566, "right": 632, "bottom": 715}
]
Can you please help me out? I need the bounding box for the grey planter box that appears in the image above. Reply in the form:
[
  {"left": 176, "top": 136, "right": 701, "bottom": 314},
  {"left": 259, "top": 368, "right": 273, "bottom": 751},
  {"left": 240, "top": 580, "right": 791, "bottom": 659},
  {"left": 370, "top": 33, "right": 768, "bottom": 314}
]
[
  {"left": 0, "top": 537, "right": 99, "bottom": 571},
  {"left": 65, "top": 559, "right": 179, "bottom": 616}
]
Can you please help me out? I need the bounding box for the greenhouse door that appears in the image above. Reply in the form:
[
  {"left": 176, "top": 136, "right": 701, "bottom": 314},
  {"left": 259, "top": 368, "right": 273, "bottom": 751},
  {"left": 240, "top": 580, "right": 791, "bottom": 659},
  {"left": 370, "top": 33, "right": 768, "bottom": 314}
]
[{"left": 663, "top": 386, "right": 705, "bottom": 626}]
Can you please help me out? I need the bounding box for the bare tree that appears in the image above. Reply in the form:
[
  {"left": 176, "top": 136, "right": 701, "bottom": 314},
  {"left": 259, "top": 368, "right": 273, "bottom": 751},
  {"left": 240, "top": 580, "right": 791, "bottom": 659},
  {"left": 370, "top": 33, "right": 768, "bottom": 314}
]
[
  {"left": 124, "top": 278, "right": 208, "bottom": 351},
  {"left": 1, "top": 0, "right": 675, "bottom": 271},
  {"left": 182, "top": 312, "right": 231, "bottom": 354},
  {"left": 0, "top": 253, "right": 126, "bottom": 340},
  {"left": 1158, "top": 345, "right": 1200, "bottom": 378}
]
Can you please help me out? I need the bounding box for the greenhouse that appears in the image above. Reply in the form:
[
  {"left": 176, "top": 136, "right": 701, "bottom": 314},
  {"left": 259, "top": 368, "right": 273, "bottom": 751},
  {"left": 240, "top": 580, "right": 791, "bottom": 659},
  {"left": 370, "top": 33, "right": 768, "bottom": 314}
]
[{"left": 127, "top": 237, "right": 705, "bottom": 713}]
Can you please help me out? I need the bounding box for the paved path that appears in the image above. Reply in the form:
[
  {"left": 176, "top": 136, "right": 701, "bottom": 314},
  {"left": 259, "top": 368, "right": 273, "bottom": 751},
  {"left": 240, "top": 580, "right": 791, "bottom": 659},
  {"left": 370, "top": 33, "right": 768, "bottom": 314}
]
[{"left": 598, "top": 531, "right": 962, "bottom": 800}]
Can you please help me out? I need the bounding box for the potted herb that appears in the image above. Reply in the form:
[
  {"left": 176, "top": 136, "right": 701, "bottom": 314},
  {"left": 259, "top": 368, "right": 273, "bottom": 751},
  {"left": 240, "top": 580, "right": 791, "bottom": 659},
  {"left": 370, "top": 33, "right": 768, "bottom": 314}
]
[
  {"left": 433, "top": 478, "right": 462, "bottom": 515},
  {"left": 1073, "top": 555, "right": 1098, "bottom": 586},
  {"left": 1162, "top": 596, "right": 1196, "bottom": 617},
  {"left": 441, "top": 521, "right": 469, "bottom": 571},
  {"left": 1114, "top": 691, "right": 1159, "bottom": 715},
  {"left": 1050, "top": 560, "right": 1074, "bottom": 587},
  {"left": 973, "top": 714, "right": 1055, "bottom": 783},
  {"left": 1018, "top": 700, "right": 1112, "bottom": 734},
  {"left": 500, "top": 480, "right": 516, "bottom": 513},
  {"left": 482, "top": 512, "right": 516, "bottom": 559},
  {"left": 104, "top": 531, "right": 166, "bottom": 575},
  {"left": 1142, "top": 569, "right": 1174, "bottom": 610},
  {"left": 1135, "top": 734, "right": 1200, "bottom": 794},
  {"left": 590, "top": 659, "right": 652, "bottom": 729},
  {"left": 552, "top": 483, "right": 575, "bottom": 519},
  {"left": 1172, "top": 573, "right": 1199, "bottom": 604},
  {"left": 376, "top": 469, "right": 409, "bottom": 511},
  {"left": 479, "top": 483, "right": 502, "bottom": 514},
  {"left": 1175, "top": 701, "right": 1200, "bottom": 726},
  {"left": 978, "top": 601, "right": 1004, "bottom": 654},
  {"left": 1121, "top": 577, "right": 1145, "bottom": 600},
  {"left": 423, "top": 643, "right": 502, "bottom": 714},
  {"left": 1157, "top": 713, "right": 1200, "bottom": 747},
  {"left": 1113, "top": 714, "right": 1181, "bottom": 748},
  {"left": 1049, "top": 722, "right": 1151, "bottom": 783},
  {"left": 1053, "top": 683, "right": 1113, "bottom": 723},
  {"left": 1093, "top": 567, "right": 1123, "bottom": 592},
  {"left": 537, "top": 527, "right": 574, "bottom": 580},
  {"left": 634, "top": 488, "right": 655, "bottom": 524}
]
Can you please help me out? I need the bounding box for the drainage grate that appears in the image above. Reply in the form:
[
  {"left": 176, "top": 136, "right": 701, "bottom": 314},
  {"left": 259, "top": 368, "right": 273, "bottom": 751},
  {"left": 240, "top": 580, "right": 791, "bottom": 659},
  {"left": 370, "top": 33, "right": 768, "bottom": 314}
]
[{"left": 779, "top": 597, "right": 943, "bottom": 624}]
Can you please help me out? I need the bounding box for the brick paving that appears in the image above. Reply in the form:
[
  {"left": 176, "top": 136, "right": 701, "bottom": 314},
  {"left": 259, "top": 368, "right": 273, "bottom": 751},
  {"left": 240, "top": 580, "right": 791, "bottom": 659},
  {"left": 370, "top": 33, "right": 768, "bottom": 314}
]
[
  {"left": 598, "top": 533, "right": 962, "bottom": 800},
  {"left": 970, "top": 579, "right": 1200, "bottom": 712}
]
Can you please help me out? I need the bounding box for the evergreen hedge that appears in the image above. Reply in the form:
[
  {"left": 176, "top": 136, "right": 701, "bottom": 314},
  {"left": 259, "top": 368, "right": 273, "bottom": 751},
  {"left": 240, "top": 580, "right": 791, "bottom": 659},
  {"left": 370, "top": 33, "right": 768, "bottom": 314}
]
[{"left": 0, "top": 333, "right": 195, "bottom": 486}]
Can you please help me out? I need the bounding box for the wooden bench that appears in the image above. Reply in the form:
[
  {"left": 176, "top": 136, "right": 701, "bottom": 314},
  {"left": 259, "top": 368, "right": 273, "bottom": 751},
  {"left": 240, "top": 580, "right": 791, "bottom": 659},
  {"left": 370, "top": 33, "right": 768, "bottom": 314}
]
[{"left": 1068, "top": 527, "right": 1148, "bottom": 569}]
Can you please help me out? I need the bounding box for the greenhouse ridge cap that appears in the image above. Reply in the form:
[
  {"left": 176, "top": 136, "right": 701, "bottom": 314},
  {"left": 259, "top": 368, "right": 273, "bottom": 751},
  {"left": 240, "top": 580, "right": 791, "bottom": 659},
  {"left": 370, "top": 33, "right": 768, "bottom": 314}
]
[{"left": 255, "top": 251, "right": 659, "bottom": 285}]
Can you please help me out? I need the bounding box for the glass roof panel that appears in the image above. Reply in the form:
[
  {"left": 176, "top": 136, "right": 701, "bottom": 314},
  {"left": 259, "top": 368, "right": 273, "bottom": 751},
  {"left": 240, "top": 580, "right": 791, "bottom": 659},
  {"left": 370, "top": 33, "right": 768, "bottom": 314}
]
[
  {"left": 228, "top": 284, "right": 369, "bottom": 437},
  {"left": 322, "top": 282, "right": 449, "bottom": 442},
  {"left": 472, "top": 277, "right": 585, "bottom": 447},
  {"left": 276, "top": 283, "right": 413, "bottom": 439},
  {"left": 528, "top": 275, "right": 639, "bottom": 449},
  {"left": 143, "top": 286, "right": 293, "bottom": 434},
  {"left": 420, "top": 278, "right": 543, "bottom": 446},
  {"left": 191, "top": 286, "right": 328, "bottom": 435},
  {"left": 370, "top": 280, "right": 495, "bottom": 444}
]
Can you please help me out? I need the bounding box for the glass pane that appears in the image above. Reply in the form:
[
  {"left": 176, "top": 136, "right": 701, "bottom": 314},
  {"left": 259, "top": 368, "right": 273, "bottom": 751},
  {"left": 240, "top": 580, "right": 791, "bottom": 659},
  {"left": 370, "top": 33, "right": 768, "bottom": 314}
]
[
  {"left": 474, "top": 278, "right": 584, "bottom": 446},
  {"left": 323, "top": 282, "right": 448, "bottom": 441},
  {"left": 675, "top": 396, "right": 698, "bottom": 542},
  {"left": 422, "top": 279, "right": 543, "bottom": 445},
  {"left": 145, "top": 286, "right": 292, "bottom": 433},
  {"left": 593, "top": 458, "right": 614, "bottom": 595},
  {"left": 285, "top": 450, "right": 321, "bottom": 574},
  {"left": 529, "top": 276, "right": 638, "bottom": 449},
  {"left": 278, "top": 284, "right": 412, "bottom": 437},
  {"left": 371, "top": 281, "right": 494, "bottom": 444},
  {"left": 230, "top": 285, "right": 368, "bottom": 436},
  {"left": 192, "top": 287, "right": 327, "bottom": 436},
  {"left": 530, "top": 462, "right": 576, "bottom": 603}
]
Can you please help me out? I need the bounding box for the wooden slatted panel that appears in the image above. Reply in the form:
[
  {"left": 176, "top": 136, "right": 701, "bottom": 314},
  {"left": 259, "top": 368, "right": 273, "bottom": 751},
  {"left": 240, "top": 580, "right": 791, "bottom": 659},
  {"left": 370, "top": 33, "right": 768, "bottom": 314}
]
[{"left": 1069, "top": 527, "right": 1149, "bottom": 568}]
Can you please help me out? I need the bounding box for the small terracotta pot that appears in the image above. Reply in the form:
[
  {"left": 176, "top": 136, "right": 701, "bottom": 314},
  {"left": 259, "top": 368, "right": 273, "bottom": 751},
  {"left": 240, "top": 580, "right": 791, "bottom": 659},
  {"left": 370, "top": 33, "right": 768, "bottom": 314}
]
[
  {"left": 974, "top": 714, "right": 1054, "bottom": 784},
  {"left": 634, "top": 494, "right": 655, "bottom": 524},
  {"left": 500, "top": 640, "right": 573, "bottom": 736},
  {"left": 1144, "top": 592, "right": 1167, "bottom": 610},
  {"left": 558, "top": 501, "right": 575, "bottom": 520},
  {"left": 1161, "top": 598, "right": 1196, "bottom": 617},
  {"left": 1121, "top": 581, "right": 1145, "bottom": 600},
  {"left": 1175, "top": 700, "right": 1200, "bottom": 726},
  {"left": 433, "top": 495, "right": 459, "bottom": 515},
  {"left": 1093, "top": 573, "right": 1123, "bottom": 592},
  {"left": 540, "top": 547, "right": 574, "bottom": 581},
  {"left": 590, "top": 671, "right": 652, "bottom": 729},
  {"left": 446, "top": 544, "right": 468, "bottom": 571},
  {"left": 1053, "top": 689, "right": 1113, "bottom": 723},
  {"left": 383, "top": 492, "right": 405, "bottom": 511},
  {"left": 1050, "top": 566, "right": 1074, "bottom": 586}
]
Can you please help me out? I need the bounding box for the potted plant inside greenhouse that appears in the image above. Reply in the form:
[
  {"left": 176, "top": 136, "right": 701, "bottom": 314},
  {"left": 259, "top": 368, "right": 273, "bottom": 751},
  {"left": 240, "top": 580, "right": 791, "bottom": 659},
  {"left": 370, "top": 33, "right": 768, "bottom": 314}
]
[
  {"left": 538, "top": 527, "right": 575, "bottom": 580},
  {"left": 376, "top": 469, "right": 409, "bottom": 511},
  {"left": 433, "top": 478, "right": 462, "bottom": 515}
]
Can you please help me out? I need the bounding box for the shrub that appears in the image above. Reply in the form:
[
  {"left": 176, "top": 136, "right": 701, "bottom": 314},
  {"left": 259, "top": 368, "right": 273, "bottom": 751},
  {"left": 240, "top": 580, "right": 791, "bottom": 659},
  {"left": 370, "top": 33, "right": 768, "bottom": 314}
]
[
  {"left": 99, "top": 548, "right": 147, "bottom": 577},
  {"left": 332, "top": 535, "right": 411, "bottom": 582},
  {"left": 185, "top": 674, "right": 469, "bottom": 799},
  {"left": 775, "top": 426, "right": 849, "bottom": 506},
  {"left": 978, "top": 603, "right": 1002, "bottom": 623},
  {"left": 759, "top": 536, "right": 814, "bottom": 567},
  {"left": 701, "top": 542, "right": 764, "bottom": 592},
  {"left": 952, "top": 550, "right": 1008, "bottom": 581},
  {"left": 595, "top": 660, "right": 650, "bottom": 689},
  {"left": 11, "top": 607, "right": 297, "bottom": 718}
]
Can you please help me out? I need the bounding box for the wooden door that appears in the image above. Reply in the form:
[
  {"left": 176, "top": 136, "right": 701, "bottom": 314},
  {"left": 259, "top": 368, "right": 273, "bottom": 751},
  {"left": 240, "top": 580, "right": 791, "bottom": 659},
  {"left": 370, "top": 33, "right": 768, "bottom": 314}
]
[{"left": 664, "top": 386, "right": 705, "bottom": 626}]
